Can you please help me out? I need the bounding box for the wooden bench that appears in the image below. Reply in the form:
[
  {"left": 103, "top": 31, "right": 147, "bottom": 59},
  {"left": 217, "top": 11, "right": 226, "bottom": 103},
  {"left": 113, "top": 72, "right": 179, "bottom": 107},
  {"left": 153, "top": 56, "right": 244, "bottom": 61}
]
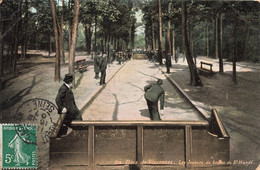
[
  {"left": 198, "top": 61, "right": 214, "bottom": 77},
  {"left": 75, "top": 59, "right": 89, "bottom": 73}
]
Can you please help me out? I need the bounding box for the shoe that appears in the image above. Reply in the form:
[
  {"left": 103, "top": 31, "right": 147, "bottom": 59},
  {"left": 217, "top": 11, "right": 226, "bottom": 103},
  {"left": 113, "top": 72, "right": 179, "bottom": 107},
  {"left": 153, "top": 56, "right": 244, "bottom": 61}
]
[{"left": 61, "top": 127, "right": 73, "bottom": 137}]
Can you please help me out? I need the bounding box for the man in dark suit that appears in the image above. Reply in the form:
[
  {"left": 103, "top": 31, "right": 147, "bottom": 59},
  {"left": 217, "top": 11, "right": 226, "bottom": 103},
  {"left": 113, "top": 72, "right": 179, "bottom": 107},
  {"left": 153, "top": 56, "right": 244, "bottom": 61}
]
[
  {"left": 144, "top": 79, "right": 165, "bottom": 120},
  {"left": 99, "top": 53, "right": 107, "bottom": 85},
  {"left": 56, "top": 73, "right": 82, "bottom": 137},
  {"left": 94, "top": 52, "right": 101, "bottom": 79}
]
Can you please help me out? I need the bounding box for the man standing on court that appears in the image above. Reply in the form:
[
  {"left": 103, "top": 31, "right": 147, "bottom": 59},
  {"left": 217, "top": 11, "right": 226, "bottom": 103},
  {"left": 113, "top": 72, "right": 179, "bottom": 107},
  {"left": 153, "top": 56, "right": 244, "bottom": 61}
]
[
  {"left": 144, "top": 79, "right": 165, "bottom": 120},
  {"left": 99, "top": 53, "right": 107, "bottom": 85},
  {"left": 56, "top": 73, "right": 82, "bottom": 137},
  {"left": 94, "top": 52, "right": 101, "bottom": 79}
]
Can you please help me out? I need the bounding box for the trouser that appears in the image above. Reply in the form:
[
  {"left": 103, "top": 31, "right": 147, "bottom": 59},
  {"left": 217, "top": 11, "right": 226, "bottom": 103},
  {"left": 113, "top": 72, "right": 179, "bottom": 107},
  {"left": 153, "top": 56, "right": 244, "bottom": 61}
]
[
  {"left": 95, "top": 72, "right": 99, "bottom": 78},
  {"left": 146, "top": 99, "right": 161, "bottom": 121},
  {"left": 166, "top": 66, "right": 170, "bottom": 73},
  {"left": 57, "top": 108, "right": 82, "bottom": 137},
  {"left": 100, "top": 70, "right": 106, "bottom": 85}
]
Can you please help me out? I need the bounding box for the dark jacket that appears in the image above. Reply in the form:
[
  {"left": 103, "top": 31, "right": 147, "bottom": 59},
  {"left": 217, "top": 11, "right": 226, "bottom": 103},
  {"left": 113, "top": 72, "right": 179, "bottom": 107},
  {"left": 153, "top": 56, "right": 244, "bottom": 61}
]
[
  {"left": 56, "top": 84, "right": 80, "bottom": 119},
  {"left": 99, "top": 56, "right": 107, "bottom": 71},
  {"left": 144, "top": 83, "right": 165, "bottom": 110},
  {"left": 94, "top": 55, "right": 100, "bottom": 73}
]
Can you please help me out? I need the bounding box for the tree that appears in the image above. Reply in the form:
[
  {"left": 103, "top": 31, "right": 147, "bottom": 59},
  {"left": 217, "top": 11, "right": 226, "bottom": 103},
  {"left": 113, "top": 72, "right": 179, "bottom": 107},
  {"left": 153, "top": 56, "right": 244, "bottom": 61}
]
[
  {"left": 157, "top": 0, "right": 163, "bottom": 65},
  {"left": 166, "top": 1, "right": 172, "bottom": 68},
  {"left": 68, "top": 0, "right": 79, "bottom": 78},
  {"left": 50, "top": 0, "right": 60, "bottom": 81},
  {"left": 182, "top": 0, "right": 202, "bottom": 86},
  {"left": 60, "top": 0, "right": 65, "bottom": 64}
]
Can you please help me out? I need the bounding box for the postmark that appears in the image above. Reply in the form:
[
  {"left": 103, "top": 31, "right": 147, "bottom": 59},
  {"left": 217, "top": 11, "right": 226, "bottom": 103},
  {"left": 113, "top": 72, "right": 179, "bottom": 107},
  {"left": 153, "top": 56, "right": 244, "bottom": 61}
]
[
  {"left": 0, "top": 124, "right": 37, "bottom": 169},
  {"left": 14, "top": 124, "right": 37, "bottom": 145},
  {"left": 14, "top": 98, "right": 58, "bottom": 143}
]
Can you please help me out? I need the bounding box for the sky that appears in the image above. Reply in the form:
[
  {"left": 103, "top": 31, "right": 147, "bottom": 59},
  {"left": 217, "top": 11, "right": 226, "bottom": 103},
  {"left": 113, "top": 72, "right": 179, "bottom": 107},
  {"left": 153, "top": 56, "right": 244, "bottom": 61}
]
[{"left": 135, "top": 10, "right": 145, "bottom": 35}]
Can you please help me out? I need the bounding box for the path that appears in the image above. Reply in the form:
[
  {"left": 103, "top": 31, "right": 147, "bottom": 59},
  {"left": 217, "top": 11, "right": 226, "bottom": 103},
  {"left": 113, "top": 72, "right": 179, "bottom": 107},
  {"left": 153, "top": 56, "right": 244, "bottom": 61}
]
[{"left": 82, "top": 60, "right": 204, "bottom": 121}]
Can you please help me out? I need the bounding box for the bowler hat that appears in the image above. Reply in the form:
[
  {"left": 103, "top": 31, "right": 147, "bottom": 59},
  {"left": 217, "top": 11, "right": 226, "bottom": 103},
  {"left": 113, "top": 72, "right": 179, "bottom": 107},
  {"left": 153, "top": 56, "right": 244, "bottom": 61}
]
[
  {"left": 63, "top": 73, "right": 73, "bottom": 83},
  {"left": 157, "top": 79, "right": 163, "bottom": 85}
]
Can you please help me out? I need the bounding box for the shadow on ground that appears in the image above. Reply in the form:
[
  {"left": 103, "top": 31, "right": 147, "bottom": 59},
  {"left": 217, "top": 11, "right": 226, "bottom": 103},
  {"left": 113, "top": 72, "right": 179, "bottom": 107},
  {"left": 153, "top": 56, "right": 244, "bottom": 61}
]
[
  {"left": 139, "top": 109, "right": 150, "bottom": 118},
  {"left": 0, "top": 75, "right": 39, "bottom": 110}
]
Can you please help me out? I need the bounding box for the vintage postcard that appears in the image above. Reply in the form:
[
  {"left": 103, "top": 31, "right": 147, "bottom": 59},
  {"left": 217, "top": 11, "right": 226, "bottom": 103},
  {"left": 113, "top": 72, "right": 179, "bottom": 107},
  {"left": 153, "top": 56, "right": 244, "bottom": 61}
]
[{"left": 0, "top": 0, "right": 259, "bottom": 169}]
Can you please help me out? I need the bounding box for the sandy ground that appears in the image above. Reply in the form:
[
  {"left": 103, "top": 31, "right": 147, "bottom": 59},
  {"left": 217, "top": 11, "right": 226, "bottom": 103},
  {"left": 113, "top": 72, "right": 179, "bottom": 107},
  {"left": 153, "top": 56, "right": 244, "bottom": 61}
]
[
  {"left": 82, "top": 60, "right": 203, "bottom": 121},
  {"left": 165, "top": 56, "right": 260, "bottom": 170}
]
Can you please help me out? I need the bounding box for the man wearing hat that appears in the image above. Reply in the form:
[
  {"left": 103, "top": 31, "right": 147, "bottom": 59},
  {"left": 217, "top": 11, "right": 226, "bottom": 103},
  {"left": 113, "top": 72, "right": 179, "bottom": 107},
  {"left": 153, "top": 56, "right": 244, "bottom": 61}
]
[
  {"left": 94, "top": 52, "right": 101, "bottom": 79},
  {"left": 99, "top": 53, "right": 107, "bottom": 85},
  {"left": 56, "top": 73, "right": 82, "bottom": 137},
  {"left": 144, "top": 79, "right": 165, "bottom": 120}
]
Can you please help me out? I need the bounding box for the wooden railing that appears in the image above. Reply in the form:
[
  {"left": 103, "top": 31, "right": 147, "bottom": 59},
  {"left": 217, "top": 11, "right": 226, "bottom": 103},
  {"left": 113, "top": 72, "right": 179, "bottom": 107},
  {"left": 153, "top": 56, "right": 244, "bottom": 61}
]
[{"left": 50, "top": 116, "right": 230, "bottom": 169}]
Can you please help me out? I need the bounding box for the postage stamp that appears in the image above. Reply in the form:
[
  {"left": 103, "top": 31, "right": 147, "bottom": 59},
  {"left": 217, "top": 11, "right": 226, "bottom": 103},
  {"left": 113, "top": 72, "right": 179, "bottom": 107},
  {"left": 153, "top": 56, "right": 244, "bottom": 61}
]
[
  {"left": 0, "top": 124, "right": 37, "bottom": 169},
  {"left": 14, "top": 98, "right": 58, "bottom": 143}
]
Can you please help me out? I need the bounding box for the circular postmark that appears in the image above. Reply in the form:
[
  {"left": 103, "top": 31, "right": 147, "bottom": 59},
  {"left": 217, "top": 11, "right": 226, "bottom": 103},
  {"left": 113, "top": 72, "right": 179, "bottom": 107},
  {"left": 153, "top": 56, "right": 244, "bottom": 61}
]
[{"left": 14, "top": 98, "right": 58, "bottom": 143}]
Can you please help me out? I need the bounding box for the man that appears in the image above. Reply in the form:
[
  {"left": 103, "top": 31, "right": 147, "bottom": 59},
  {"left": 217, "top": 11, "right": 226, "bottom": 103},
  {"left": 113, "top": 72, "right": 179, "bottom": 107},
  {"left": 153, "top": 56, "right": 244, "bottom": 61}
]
[
  {"left": 144, "top": 79, "right": 165, "bottom": 120},
  {"left": 99, "top": 53, "right": 107, "bottom": 85},
  {"left": 165, "top": 53, "right": 171, "bottom": 73},
  {"left": 94, "top": 52, "right": 101, "bottom": 79},
  {"left": 56, "top": 73, "right": 82, "bottom": 137}
]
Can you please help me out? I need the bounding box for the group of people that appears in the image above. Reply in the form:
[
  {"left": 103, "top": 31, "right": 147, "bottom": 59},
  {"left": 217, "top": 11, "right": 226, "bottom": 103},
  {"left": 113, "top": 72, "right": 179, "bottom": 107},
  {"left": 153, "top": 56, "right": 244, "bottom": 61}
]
[{"left": 55, "top": 52, "right": 165, "bottom": 137}]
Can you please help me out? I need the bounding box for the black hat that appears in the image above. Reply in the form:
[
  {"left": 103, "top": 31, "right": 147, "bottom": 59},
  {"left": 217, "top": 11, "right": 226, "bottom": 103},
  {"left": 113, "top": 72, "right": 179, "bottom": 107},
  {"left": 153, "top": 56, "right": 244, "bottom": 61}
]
[
  {"left": 63, "top": 73, "right": 73, "bottom": 83},
  {"left": 157, "top": 79, "right": 163, "bottom": 85}
]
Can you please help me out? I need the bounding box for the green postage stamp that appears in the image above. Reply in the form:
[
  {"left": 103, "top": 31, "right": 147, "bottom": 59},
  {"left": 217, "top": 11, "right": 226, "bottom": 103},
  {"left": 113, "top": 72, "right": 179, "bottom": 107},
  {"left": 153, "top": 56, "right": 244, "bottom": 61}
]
[{"left": 0, "top": 124, "right": 37, "bottom": 169}]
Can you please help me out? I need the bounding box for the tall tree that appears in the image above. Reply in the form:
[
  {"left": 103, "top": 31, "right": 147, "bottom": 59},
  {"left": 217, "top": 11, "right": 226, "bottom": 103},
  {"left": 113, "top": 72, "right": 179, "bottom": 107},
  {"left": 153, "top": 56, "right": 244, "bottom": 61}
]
[
  {"left": 0, "top": 6, "right": 3, "bottom": 76},
  {"left": 157, "top": 0, "right": 163, "bottom": 65},
  {"left": 216, "top": 11, "right": 223, "bottom": 72},
  {"left": 182, "top": 0, "right": 202, "bottom": 86},
  {"left": 60, "top": 0, "right": 65, "bottom": 64},
  {"left": 50, "top": 0, "right": 60, "bottom": 81},
  {"left": 68, "top": 0, "right": 79, "bottom": 77},
  {"left": 166, "top": 2, "right": 171, "bottom": 54},
  {"left": 232, "top": 21, "right": 237, "bottom": 83}
]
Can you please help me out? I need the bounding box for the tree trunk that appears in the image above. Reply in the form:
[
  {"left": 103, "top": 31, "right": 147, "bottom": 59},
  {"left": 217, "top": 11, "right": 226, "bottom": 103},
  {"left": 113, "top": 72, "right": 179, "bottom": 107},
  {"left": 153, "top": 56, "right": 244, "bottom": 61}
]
[
  {"left": 21, "top": 0, "right": 29, "bottom": 61},
  {"left": 131, "top": 22, "right": 135, "bottom": 50},
  {"left": 0, "top": 7, "right": 3, "bottom": 76},
  {"left": 104, "top": 33, "right": 107, "bottom": 53},
  {"left": 152, "top": 23, "right": 155, "bottom": 50},
  {"left": 60, "top": 0, "right": 65, "bottom": 64},
  {"left": 189, "top": 24, "right": 194, "bottom": 58},
  {"left": 94, "top": 14, "right": 97, "bottom": 52},
  {"left": 84, "top": 23, "right": 92, "bottom": 54},
  {"left": 50, "top": 0, "right": 61, "bottom": 81},
  {"left": 216, "top": 12, "right": 223, "bottom": 72},
  {"left": 212, "top": 19, "right": 216, "bottom": 58},
  {"left": 206, "top": 24, "right": 209, "bottom": 57},
  {"left": 166, "top": 2, "right": 171, "bottom": 54},
  {"left": 68, "top": 0, "right": 80, "bottom": 77},
  {"left": 220, "top": 13, "right": 223, "bottom": 62},
  {"left": 35, "top": 30, "right": 38, "bottom": 51},
  {"left": 244, "top": 25, "right": 250, "bottom": 60},
  {"left": 88, "top": 23, "right": 92, "bottom": 54},
  {"left": 182, "top": 0, "right": 202, "bottom": 86},
  {"left": 158, "top": 0, "right": 163, "bottom": 65},
  {"left": 12, "top": 2, "right": 20, "bottom": 75},
  {"left": 171, "top": 28, "right": 175, "bottom": 59},
  {"left": 145, "top": 29, "right": 148, "bottom": 50},
  {"left": 117, "top": 36, "right": 120, "bottom": 51},
  {"left": 232, "top": 22, "right": 237, "bottom": 83}
]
